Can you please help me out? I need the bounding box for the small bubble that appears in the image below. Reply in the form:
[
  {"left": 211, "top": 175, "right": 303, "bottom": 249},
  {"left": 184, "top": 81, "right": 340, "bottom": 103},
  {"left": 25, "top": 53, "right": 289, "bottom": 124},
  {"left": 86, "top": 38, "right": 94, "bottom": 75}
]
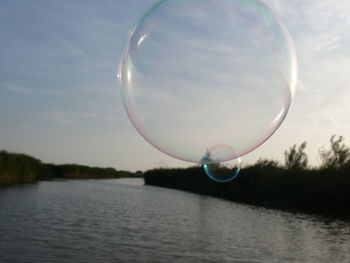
[{"left": 201, "top": 144, "right": 241, "bottom": 182}]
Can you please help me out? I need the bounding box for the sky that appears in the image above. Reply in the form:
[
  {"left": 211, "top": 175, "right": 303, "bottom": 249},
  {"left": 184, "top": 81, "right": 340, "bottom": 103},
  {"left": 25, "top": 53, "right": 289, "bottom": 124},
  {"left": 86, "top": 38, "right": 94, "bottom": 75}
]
[{"left": 1, "top": 0, "right": 350, "bottom": 171}]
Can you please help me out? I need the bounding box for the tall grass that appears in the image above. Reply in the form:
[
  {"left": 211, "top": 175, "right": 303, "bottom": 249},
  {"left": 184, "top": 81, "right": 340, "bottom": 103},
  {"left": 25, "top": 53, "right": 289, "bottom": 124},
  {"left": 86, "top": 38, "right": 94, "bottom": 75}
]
[
  {"left": 0, "top": 150, "right": 41, "bottom": 184},
  {"left": 144, "top": 136, "right": 350, "bottom": 216},
  {"left": 0, "top": 150, "right": 139, "bottom": 186}
]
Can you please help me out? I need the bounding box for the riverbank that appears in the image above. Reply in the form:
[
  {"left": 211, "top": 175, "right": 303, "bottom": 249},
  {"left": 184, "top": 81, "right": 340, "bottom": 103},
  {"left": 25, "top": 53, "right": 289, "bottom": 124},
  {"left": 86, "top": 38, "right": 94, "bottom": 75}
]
[
  {"left": 144, "top": 166, "right": 350, "bottom": 218},
  {"left": 0, "top": 150, "right": 140, "bottom": 186}
]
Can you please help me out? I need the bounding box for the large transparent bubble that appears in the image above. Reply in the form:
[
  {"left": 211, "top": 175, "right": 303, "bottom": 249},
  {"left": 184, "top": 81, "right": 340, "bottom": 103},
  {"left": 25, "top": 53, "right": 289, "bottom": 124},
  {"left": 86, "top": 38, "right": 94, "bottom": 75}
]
[{"left": 119, "top": 0, "right": 297, "bottom": 165}]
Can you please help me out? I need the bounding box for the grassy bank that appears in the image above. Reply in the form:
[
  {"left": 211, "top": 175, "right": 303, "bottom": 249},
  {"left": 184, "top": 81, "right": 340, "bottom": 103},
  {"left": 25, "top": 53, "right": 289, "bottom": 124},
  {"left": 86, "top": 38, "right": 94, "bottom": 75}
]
[
  {"left": 144, "top": 166, "right": 350, "bottom": 216},
  {"left": 0, "top": 150, "right": 140, "bottom": 186},
  {"left": 144, "top": 136, "right": 350, "bottom": 217},
  {"left": 0, "top": 151, "right": 41, "bottom": 185}
]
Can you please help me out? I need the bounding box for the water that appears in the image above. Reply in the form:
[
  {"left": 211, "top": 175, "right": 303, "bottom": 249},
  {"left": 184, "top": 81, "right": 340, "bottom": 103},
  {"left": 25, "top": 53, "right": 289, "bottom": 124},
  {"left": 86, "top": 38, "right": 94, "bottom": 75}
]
[{"left": 0, "top": 179, "right": 349, "bottom": 263}]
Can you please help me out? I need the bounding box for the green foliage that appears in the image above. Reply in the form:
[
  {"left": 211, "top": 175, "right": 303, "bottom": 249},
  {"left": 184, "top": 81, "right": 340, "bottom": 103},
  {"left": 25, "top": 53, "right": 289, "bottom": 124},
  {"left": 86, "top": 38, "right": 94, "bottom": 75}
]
[
  {"left": 0, "top": 150, "right": 41, "bottom": 179},
  {"left": 319, "top": 135, "right": 350, "bottom": 169},
  {"left": 3, "top": 135, "right": 350, "bottom": 217},
  {"left": 145, "top": 162, "right": 350, "bottom": 215},
  {"left": 253, "top": 158, "right": 280, "bottom": 169},
  {"left": 40, "top": 163, "right": 139, "bottom": 179},
  {"left": 0, "top": 150, "right": 140, "bottom": 185},
  {"left": 144, "top": 136, "right": 350, "bottom": 216},
  {"left": 284, "top": 141, "right": 308, "bottom": 170}
]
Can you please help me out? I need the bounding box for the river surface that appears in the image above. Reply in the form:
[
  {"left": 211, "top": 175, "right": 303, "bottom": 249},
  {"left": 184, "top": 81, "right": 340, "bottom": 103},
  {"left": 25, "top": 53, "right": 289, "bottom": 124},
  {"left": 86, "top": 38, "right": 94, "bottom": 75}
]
[{"left": 0, "top": 178, "right": 349, "bottom": 263}]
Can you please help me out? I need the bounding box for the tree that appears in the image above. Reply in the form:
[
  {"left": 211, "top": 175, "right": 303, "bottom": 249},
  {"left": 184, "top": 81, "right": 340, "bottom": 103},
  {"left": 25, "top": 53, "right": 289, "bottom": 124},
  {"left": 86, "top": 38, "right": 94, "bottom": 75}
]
[
  {"left": 254, "top": 158, "right": 280, "bottom": 169},
  {"left": 284, "top": 142, "right": 308, "bottom": 170},
  {"left": 319, "top": 135, "right": 350, "bottom": 169}
]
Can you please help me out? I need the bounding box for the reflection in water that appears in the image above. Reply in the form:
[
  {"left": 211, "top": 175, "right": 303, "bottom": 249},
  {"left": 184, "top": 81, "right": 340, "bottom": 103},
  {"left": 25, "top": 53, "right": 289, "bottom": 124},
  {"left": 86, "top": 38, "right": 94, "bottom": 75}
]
[{"left": 0, "top": 178, "right": 349, "bottom": 263}]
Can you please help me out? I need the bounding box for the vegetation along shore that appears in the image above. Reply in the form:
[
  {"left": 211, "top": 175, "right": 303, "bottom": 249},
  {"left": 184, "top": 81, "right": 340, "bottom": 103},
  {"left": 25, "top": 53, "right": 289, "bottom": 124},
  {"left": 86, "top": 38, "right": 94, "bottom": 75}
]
[
  {"left": 0, "top": 150, "right": 140, "bottom": 186},
  {"left": 144, "top": 135, "right": 350, "bottom": 218},
  {"left": 2, "top": 135, "right": 350, "bottom": 218}
]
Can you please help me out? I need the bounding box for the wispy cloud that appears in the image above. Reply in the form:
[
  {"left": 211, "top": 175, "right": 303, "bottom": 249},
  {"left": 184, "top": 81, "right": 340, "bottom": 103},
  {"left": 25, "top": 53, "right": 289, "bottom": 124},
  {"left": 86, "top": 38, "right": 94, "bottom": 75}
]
[
  {"left": 2, "top": 0, "right": 350, "bottom": 169},
  {"left": 0, "top": 83, "right": 33, "bottom": 95},
  {"left": 59, "top": 39, "right": 87, "bottom": 58},
  {"left": 51, "top": 112, "right": 73, "bottom": 125}
]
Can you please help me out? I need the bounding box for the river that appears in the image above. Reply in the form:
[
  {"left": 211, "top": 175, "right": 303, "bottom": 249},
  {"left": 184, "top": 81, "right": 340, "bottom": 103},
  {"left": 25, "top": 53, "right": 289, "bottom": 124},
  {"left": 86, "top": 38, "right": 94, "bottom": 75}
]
[{"left": 0, "top": 178, "right": 349, "bottom": 263}]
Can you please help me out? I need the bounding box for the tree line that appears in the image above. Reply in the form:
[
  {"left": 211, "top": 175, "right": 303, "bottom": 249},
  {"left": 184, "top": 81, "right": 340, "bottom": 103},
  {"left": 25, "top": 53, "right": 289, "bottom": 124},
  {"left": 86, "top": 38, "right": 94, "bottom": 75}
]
[
  {"left": 144, "top": 135, "right": 350, "bottom": 217},
  {"left": 0, "top": 150, "right": 139, "bottom": 186}
]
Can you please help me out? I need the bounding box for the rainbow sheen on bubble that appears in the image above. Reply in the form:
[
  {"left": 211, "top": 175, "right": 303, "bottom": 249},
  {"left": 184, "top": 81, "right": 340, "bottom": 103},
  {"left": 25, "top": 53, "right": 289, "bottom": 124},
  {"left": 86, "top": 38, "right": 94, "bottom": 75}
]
[
  {"left": 202, "top": 145, "right": 241, "bottom": 182},
  {"left": 203, "top": 161, "right": 241, "bottom": 183},
  {"left": 119, "top": 0, "right": 297, "bottom": 165}
]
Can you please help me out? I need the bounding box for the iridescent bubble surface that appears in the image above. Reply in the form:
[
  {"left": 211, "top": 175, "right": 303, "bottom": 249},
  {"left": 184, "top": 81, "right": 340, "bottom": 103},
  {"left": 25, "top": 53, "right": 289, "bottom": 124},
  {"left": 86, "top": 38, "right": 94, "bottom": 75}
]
[
  {"left": 119, "top": 0, "right": 297, "bottom": 163},
  {"left": 202, "top": 145, "right": 241, "bottom": 182}
]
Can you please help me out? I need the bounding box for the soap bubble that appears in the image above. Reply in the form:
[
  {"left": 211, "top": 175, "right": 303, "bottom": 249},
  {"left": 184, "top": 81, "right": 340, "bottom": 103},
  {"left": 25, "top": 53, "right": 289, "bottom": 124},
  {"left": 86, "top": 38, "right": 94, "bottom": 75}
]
[
  {"left": 203, "top": 160, "right": 241, "bottom": 183},
  {"left": 119, "top": 0, "right": 297, "bottom": 166},
  {"left": 202, "top": 145, "right": 241, "bottom": 182}
]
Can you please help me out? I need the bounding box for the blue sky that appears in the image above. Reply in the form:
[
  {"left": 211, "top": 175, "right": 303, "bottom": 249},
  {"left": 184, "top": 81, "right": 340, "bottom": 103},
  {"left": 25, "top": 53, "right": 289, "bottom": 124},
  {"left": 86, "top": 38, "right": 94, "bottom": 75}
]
[{"left": 1, "top": 0, "right": 350, "bottom": 171}]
